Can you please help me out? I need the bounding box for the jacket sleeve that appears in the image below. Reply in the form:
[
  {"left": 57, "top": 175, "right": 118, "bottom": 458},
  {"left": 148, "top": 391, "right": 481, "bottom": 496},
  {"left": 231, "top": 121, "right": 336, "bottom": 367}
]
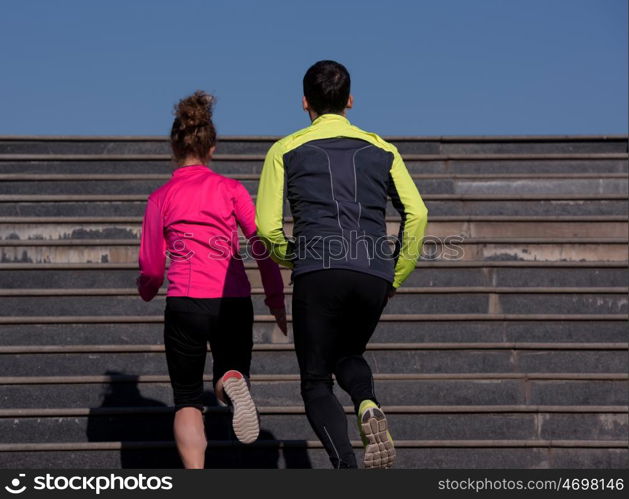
[
  {"left": 233, "top": 181, "right": 286, "bottom": 310},
  {"left": 387, "top": 147, "right": 429, "bottom": 288},
  {"left": 255, "top": 141, "right": 294, "bottom": 268},
  {"left": 137, "top": 197, "right": 166, "bottom": 301}
]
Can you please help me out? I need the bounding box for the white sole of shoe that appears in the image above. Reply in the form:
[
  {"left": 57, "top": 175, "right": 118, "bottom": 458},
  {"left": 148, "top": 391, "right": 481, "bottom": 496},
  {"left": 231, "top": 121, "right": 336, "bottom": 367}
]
[
  {"left": 360, "top": 407, "right": 395, "bottom": 469},
  {"left": 223, "top": 376, "right": 259, "bottom": 444}
]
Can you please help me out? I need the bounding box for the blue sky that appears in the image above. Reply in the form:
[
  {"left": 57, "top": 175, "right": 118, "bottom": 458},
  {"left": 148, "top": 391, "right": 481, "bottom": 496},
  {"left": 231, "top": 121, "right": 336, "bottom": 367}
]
[{"left": 0, "top": 0, "right": 626, "bottom": 136}]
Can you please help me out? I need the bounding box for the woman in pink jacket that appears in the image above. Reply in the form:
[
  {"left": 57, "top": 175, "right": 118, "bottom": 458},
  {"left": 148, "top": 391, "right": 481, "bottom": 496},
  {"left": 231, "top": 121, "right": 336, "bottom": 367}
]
[{"left": 137, "top": 91, "right": 286, "bottom": 468}]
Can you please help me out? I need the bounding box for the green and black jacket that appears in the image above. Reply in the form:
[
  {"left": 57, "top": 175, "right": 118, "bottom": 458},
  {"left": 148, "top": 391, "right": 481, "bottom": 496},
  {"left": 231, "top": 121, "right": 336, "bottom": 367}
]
[{"left": 255, "top": 114, "right": 428, "bottom": 288}]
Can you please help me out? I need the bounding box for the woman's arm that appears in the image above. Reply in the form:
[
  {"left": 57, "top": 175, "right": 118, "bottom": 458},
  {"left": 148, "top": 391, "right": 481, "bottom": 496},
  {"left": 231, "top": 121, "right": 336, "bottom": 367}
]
[{"left": 137, "top": 197, "right": 166, "bottom": 301}]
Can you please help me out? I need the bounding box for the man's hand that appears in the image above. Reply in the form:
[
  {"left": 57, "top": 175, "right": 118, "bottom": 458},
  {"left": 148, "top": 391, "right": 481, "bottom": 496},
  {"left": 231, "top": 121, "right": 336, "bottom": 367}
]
[
  {"left": 270, "top": 307, "right": 288, "bottom": 336},
  {"left": 388, "top": 286, "right": 397, "bottom": 299}
]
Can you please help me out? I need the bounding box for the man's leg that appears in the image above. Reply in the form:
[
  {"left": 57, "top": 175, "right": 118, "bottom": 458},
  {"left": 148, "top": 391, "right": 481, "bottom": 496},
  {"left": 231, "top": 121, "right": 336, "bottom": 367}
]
[
  {"left": 292, "top": 270, "right": 356, "bottom": 468},
  {"left": 334, "top": 355, "right": 378, "bottom": 412},
  {"left": 333, "top": 271, "right": 390, "bottom": 412},
  {"left": 332, "top": 271, "right": 395, "bottom": 468}
]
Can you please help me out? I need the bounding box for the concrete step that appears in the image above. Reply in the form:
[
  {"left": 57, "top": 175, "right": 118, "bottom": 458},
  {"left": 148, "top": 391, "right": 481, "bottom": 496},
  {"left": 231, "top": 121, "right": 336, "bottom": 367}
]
[
  {"left": 1, "top": 319, "right": 627, "bottom": 346},
  {"left": 0, "top": 135, "right": 627, "bottom": 154},
  {"left": 3, "top": 341, "right": 627, "bottom": 352},
  {"left": 1, "top": 156, "right": 628, "bottom": 176},
  {"left": 1, "top": 135, "right": 626, "bottom": 471},
  {"left": 1, "top": 375, "right": 627, "bottom": 407},
  {"left": 2, "top": 198, "right": 627, "bottom": 217},
  {"left": 1, "top": 175, "right": 627, "bottom": 196},
  {"left": 1, "top": 445, "right": 626, "bottom": 469},
  {"left": 2, "top": 237, "right": 626, "bottom": 263},
  {"left": 2, "top": 176, "right": 628, "bottom": 197},
  {"left": 3, "top": 314, "right": 625, "bottom": 325},
  {"left": 4, "top": 193, "right": 623, "bottom": 203},
  {"left": 1, "top": 346, "right": 626, "bottom": 376},
  {"left": 1, "top": 261, "right": 627, "bottom": 289},
  {"left": 2, "top": 216, "right": 628, "bottom": 241},
  {"left": 0, "top": 288, "right": 626, "bottom": 315},
  {"left": 0, "top": 160, "right": 628, "bottom": 181},
  {"left": 1, "top": 406, "right": 626, "bottom": 443},
  {"left": 2, "top": 173, "right": 628, "bottom": 181},
  {"left": 0, "top": 135, "right": 626, "bottom": 154}
]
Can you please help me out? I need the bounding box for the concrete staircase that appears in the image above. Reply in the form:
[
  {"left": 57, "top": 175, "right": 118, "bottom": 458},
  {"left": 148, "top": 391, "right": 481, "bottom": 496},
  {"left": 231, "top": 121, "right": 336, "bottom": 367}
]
[{"left": 0, "top": 135, "right": 627, "bottom": 469}]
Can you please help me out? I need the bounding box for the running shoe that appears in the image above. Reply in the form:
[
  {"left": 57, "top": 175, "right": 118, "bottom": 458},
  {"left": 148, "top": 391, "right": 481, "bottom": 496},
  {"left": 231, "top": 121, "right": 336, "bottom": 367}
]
[
  {"left": 222, "top": 370, "right": 260, "bottom": 444},
  {"left": 357, "top": 399, "right": 395, "bottom": 469}
]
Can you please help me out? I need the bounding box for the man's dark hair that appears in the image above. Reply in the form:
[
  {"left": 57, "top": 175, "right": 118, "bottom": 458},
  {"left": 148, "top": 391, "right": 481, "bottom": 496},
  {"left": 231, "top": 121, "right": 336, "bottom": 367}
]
[{"left": 303, "top": 60, "right": 351, "bottom": 115}]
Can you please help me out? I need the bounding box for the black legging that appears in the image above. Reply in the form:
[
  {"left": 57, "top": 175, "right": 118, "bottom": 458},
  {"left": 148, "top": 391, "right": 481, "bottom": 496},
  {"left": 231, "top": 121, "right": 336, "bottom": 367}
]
[
  {"left": 292, "top": 269, "right": 391, "bottom": 468},
  {"left": 163, "top": 296, "right": 254, "bottom": 410}
]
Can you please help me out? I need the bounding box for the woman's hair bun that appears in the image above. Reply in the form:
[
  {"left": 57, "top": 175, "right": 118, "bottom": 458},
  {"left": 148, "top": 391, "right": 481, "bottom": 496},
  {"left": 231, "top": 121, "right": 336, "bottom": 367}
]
[
  {"left": 170, "top": 90, "right": 217, "bottom": 164},
  {"left": 174, "top": 90, "right": 214, "bottom": 129}
]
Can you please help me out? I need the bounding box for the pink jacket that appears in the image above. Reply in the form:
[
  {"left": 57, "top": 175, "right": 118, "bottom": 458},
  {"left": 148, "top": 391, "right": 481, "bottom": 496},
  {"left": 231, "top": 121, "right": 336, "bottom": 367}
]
[{"left": 137, "top": 164, "right": 285, "bottom": 309}]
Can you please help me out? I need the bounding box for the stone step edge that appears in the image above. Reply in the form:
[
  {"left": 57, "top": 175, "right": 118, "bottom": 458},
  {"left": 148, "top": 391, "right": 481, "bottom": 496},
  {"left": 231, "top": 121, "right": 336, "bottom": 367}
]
[
  {"left": 0, "top": 440, "right": 625, "bottom": 451},
  {"left": 1, "top": 153, "right": 627, "bottom": 162},
  {"left": 1, "top": 314, "right": 626, "bottom": 325},
  {"left": 2, "top": 237, "right": 627, "bottom": 246},
  {"left": 1, "top": 342, "right": 627, "bottom": 355},
  {"left": 2, "top": 287, "right": 626, "bottom": 297},
  {"left": 2, "top": 173, "right": 628, "bottom": 181},
  {"left": 1, "top": 261, "right": 623, "bottom": 269},
  {"left": 0, "top": 373, "right": 626, "bottom": 385},
  {"left": 1, "top": 134, "right": 626, "bottom": 142},
  {"left": 1, "top": 404, "right": 627, "bottom": 418},
  {"left": 1, "top": 193, "right": 627, "bottom": 202},
  {"left": 4, "top": 215, "right": 628, "bottom": 223}
]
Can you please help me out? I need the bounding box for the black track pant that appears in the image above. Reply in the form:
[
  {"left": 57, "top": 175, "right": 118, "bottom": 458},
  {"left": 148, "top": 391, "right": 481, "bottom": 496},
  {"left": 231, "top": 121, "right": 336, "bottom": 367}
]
[
  {"left": 163, "top": 296, "right": 254, "bottom": 411},
  {"left": 292, "top": 269, "right": 391, "bottom": 468}
]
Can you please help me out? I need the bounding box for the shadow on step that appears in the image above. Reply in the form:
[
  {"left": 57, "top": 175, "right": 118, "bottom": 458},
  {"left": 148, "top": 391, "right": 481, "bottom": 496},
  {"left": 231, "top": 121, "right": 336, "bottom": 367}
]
[{"left": 85, "top": 370, "right": 311, "bottom": 469}]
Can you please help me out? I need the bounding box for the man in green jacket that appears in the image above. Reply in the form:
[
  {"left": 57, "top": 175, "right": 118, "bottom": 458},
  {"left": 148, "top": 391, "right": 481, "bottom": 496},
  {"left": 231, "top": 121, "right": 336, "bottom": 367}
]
[{"left": 256, "top": 60, "right": 428, "bottom": 468}]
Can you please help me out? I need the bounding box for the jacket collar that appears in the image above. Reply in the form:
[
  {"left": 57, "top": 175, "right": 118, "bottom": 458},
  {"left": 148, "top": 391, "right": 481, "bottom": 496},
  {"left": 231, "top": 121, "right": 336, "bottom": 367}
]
[
  {"left": 311, "top": 113, "right": 350, "bottom": 127},
  {"left": 172, "top": 164, "right": 210, "bottom": 176}
]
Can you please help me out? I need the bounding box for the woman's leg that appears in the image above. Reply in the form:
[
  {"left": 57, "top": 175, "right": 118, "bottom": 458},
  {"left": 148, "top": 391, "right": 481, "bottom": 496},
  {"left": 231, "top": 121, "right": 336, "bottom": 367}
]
[
  {"left": 214, "top": 376, "right": 227, "bottom": 405},
  {"left": 211, "top": 297, "right": 258, "bottom": 443},
  {"left": 173, "top": 407, "right": 206, "bottom": 469},
  {"left": 163, "top": 298, "right": 212, "bottom": 468}
]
